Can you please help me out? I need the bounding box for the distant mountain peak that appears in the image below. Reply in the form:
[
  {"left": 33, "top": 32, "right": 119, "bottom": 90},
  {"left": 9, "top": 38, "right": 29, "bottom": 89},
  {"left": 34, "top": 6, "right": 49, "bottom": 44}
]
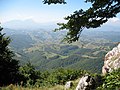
[
  {"left": 2, "top": 19, "right": 57, "bottom": 30},
  {"left": 2, "top": 19, "right": 38, "bottom": 30}
]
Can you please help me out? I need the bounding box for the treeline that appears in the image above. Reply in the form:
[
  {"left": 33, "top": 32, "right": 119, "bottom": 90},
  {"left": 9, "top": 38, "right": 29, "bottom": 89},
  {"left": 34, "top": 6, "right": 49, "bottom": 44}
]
[{"left": 19, "top": 62, "right": 86, "bottom": 87}]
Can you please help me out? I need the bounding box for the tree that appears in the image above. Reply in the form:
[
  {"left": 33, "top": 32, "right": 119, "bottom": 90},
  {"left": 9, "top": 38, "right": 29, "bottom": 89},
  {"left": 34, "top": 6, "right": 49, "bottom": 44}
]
[
  {"left": 43, "top": 0, "right": 66, "bottom": 4},
  {"left": 0, "top": 25, "right": 19, "bottom": 86},
  {"left": 19, "top": 62, "right": 39, "bottom": 86},
  {"left": 43, "top": 0, "right": 120, "bottom": 43}
]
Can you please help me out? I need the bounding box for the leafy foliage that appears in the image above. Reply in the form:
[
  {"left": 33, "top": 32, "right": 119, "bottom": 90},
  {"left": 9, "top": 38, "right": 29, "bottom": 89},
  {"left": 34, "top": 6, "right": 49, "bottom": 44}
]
[
  {"left": 43, "top": 0, "right": 66, "bottom": 5},
  {"left": 19, "top": 62, "right": 39, "bottom": 86},
  {"left": 101, "top": 69, "right": 120, "bottom": 90},
  {"left": 45, "top": 68, "right": 85, "bottom": 85},
  {"left": 96, "top": 68, "right": 120, "bottom": 90},
  {"left": 0, "top": 69, "right": 119, "bottom": 90},
  {"left": 0, "top": 26, "right": 19, "bottom": 86},
  {"left": 43, "top": 0, "right": 120, "bottom": 43},
  {"left": 18, "top": 63, "right": 86, "bottom": 87}
]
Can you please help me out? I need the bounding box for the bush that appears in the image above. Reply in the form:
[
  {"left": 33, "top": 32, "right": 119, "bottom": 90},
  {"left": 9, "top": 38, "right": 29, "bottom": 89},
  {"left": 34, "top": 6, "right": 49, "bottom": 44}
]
[
  {"left": 97, "top": 68, "right": 120, "bottom": 90},
  {"left": 19, "top": 62, "right": 40, "bottom": 86},
  {"left": 45, "top": 68, "right": 85, "bottom": 85}
]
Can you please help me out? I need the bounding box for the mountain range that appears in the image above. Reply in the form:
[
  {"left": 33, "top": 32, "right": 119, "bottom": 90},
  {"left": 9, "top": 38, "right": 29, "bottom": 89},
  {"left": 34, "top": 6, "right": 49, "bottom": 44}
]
[
  {"left": 2, "top": 19, "right": 58, "bottom": 30},
  {"left": 2, "top": 19, "right": 120, "bottom": 73}
]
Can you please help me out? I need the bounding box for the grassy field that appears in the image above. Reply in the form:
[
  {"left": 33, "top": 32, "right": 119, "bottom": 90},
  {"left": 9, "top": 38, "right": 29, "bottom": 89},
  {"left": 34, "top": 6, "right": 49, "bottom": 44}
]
[
  {"left": 0, "top": 79, "right": 79, "bottom": 90},
  {"left": 0, "top": 84, "right": 76, "bottom": 90}
]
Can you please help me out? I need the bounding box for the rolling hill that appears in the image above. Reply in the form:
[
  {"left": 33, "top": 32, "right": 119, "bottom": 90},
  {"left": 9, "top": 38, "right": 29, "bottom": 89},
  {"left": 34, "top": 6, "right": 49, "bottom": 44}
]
[{"left": 3, "top": 21, "right": 120, "bottom": 73}]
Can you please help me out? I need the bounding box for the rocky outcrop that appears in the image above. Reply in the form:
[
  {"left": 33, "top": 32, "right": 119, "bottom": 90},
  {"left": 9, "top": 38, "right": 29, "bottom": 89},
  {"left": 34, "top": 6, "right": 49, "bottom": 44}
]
[
  {"left": 102, "top": 43, "right": 120, "bottom": 75},
  {"left": 65, "top": 81, "right": 73, "bottom": 89},
  {"left": 76, "top": 75, "right": 95, "bottom": 90}
]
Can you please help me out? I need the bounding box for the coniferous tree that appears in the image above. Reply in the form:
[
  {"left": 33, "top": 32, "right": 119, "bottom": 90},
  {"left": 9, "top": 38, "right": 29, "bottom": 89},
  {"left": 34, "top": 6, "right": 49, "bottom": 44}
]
[{"left": 0, "top": 25, "right": 19, "bottom": 86}]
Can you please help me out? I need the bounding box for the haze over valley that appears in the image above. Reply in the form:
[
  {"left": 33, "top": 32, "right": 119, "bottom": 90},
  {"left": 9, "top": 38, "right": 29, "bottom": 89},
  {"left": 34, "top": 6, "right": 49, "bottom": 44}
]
[{"left": 2, "top": 19, "right": 120, "bottom": 73}]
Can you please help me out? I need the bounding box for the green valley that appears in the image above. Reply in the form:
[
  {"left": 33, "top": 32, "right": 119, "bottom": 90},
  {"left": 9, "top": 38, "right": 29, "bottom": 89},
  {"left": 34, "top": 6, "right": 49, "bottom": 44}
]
[{"left": 4, "top": 28, "right": 119, "bottom": 73}]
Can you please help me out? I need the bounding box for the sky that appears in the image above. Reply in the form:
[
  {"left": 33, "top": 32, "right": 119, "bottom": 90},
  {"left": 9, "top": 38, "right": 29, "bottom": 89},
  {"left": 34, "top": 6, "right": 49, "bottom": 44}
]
[
  {"left": 0, "top": 0, "right": 120, "bottom": 29},
  {"left": 0, "top": 0, "right": 91, "bottom": 23}
]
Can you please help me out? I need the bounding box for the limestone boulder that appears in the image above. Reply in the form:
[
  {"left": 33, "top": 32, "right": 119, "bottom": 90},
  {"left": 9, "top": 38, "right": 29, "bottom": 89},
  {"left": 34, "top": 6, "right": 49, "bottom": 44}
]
[
  {"left": 65, "top": 81, "right": 73, "bottom": 89},
  {"left": 76, "top": 75, "right": 95, "bottom": 90},
  {"left": 102, "top": 43, "right": 120, "bottom": 75}
]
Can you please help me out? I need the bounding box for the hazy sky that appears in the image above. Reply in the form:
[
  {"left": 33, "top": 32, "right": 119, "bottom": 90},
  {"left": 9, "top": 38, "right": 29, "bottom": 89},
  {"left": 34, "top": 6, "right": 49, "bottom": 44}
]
[
  {"left": 0, "top": 0, "right": 120, "bottom": 28},
  {"left": 0, "top": 0, "right": 92, "bottom": 23}
]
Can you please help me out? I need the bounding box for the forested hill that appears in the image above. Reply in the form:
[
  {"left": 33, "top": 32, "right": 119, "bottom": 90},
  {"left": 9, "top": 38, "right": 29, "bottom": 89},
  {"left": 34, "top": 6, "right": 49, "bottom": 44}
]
[{"left": 3, "top": 27, "right": 120, "bottom": 73}]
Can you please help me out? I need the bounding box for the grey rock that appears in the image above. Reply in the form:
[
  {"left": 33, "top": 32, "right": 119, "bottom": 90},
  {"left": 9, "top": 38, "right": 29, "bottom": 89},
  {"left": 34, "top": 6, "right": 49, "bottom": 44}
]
[
  {"left": 102, "top": 43, "right": 120, "bottom": 75},
  {"left": 76, "top": 75, "right": 95, "bottom": 90},
  {"left": 65, "top": 81, "right": 73, "bottom": 89}
]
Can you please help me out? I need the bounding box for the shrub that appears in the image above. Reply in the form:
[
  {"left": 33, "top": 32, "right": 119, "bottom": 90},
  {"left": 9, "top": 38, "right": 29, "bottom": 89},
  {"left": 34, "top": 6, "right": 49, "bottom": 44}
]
[{"left": 97, "top": 68, "right": 120, "bottom": 90}]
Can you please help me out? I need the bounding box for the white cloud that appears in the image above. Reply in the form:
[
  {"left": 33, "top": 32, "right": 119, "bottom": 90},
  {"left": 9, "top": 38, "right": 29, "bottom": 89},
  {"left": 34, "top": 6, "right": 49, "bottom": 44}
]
[
  {"left": 16, "top": 13, "right": 33, "bottom": 20},
  {"left": 1, "top": 13, "right": 34, "bottom": 23},
  {"left": 98, "top": 17, "right": 120, "bottom": 31},
  {"left": 105, "top": 17, "right": 120, "bottom": 27}
]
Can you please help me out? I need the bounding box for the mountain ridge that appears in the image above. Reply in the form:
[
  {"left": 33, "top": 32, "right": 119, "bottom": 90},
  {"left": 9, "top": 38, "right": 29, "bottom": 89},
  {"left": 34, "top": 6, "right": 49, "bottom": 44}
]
[
  {"left": 3, "top": 27, "right": 120, "bottom": 73},
  {"left": 2, "top": 19, "right": 58, "bottom": 30}
]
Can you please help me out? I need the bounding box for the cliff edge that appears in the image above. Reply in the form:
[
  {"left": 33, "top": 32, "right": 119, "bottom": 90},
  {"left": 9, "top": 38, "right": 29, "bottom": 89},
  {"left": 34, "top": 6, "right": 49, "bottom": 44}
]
[{"left": 102, "top": 43, "right": 120, "bottom": 75}]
